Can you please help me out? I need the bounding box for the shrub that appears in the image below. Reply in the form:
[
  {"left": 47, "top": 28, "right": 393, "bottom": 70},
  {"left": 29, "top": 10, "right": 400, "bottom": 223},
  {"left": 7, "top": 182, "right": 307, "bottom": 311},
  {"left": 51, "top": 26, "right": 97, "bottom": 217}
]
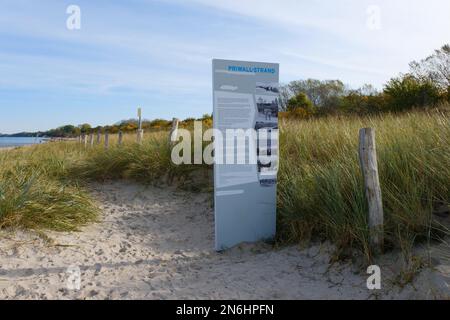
[
  {"left": 384, "top": 75, "right": 442, "bottom": 111},
  {"left": 286, "top": 93, "right": 315, "bottom": 118}
]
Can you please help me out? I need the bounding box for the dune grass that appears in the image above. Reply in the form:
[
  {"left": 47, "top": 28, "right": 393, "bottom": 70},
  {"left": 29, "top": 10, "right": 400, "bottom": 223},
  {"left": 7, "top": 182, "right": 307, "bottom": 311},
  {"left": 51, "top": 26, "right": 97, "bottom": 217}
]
[
  {"left": 0, "top": 109, "right": 448, "bottom": 261},
  {"left": 0, "top": 143, "right": 98, "bottom": 231},
  {"left": 68, "top": 131, "right": 208, "bottom": 188},
  {"left": 278, "top": 109, "right": 450, "bottom": 260}
]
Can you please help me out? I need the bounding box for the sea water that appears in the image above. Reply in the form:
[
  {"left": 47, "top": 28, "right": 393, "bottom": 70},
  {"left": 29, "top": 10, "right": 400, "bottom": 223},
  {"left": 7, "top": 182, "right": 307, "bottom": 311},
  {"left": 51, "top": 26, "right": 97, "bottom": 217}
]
[{"left": 0, "top": 137, "right": 46, "bottom": 148}]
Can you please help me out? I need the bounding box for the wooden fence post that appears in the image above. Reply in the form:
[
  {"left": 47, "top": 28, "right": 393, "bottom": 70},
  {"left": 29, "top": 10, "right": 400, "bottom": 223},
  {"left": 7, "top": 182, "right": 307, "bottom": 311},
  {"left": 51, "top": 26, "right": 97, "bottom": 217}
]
[
  {"left": 82, "top": 133, "right": 87, "bottom": 148},
  {"left": 89, "top": 133, "right": 94, "bottom": 147},
  {"left": 104, "top": 131, "right": 109, "bottom": 149},
  {"left": 137, "top": 107, "right": 144, "bottom": 144},
  {"left": 359, "top": 128, "right": 384, "bottom": 255},
  {"left": 96, "top": 130, "right": 101, "bottom": 144},
  {"left": 169, "top": 118, "right": 179, "bottom": 144},
  {"left": 118, "top": 130, "right": 123, "bottom": 146},
  {"left": 137, "top": 129, "right": 144, "bottom": 144}
]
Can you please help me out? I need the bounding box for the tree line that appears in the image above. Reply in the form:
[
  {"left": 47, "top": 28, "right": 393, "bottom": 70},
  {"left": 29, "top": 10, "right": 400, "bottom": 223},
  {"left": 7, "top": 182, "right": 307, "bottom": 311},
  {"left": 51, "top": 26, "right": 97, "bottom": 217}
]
[
  {"left": 5, "top": 114, "right": 213, "bottom": 138},
  {"left": 280, "top": 44, "right": 450, "bottom": 118}
]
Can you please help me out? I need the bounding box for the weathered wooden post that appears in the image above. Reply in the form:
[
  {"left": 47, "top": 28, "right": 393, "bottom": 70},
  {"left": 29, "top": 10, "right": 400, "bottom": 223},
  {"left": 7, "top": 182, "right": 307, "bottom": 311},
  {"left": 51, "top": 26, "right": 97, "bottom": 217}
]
[
  {"left": 137, "top": 129, "right": 144, "bottom": 144},
  {"left": 137, "top": 107, "right": 144, "bottom": 144},
  {"left": 169, "top": 118, "right": 179, "bottom": 145},
  {"left": 89, "top": 133, "right": 94, "bottom": 147},
  {"left": 118, "top": 130, "right": 123, "bottom": 146},
  {"left": 78, "top": 135, "right": 82, "bottom": 144},
  {"left": 359, "top": 128, "right": 384, "bottom": 255},
  {"left": 96, "top": 130, "right": 101, "bottom": 144},
  {"left": 82, "top": 133, "right": 87, "bottom": 148},
  {"left": 104, "top": 131, "right": 109, "bottom": 149}
]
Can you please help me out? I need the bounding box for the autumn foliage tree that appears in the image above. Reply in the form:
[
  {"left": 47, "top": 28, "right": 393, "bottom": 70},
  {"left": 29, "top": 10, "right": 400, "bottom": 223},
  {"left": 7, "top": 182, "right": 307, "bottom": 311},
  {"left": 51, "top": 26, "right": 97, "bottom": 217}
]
[{"left": 286, "top": 93, "right": 315, "bottom": 118}]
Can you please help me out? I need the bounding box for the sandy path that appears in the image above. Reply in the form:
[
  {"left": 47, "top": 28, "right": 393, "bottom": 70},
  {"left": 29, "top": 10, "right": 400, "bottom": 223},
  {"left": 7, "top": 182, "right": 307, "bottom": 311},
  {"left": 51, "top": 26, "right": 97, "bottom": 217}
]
[{"left": 0, "top": 182, "right": 448, "bottom": 300}]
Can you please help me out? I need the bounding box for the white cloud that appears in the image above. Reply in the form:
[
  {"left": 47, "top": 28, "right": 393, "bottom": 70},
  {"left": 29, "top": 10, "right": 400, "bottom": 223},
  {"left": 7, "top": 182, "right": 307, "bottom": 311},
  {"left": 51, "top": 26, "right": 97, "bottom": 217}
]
[
  {"left": 186, "top": 0, "right": 450, "bottom": 82},
  {"left": 188, "top": 0, "right": 450, "bottom": 51}
]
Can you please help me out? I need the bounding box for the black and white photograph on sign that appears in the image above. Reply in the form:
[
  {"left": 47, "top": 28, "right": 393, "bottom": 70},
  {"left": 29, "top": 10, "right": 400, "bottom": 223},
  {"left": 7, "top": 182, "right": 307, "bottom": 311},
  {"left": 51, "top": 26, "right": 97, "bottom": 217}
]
[
  {"left": 256, "top": 82, "right": 280, "bottom": 94},
  {"left": 258, "top": 158, "right": 278, "bottom": 187},
  {"left": 256, "top": 128, "right": 278, "bottom": 187},
  {"left": 255, "top": 95, "right": 279, "bottom": 130}
]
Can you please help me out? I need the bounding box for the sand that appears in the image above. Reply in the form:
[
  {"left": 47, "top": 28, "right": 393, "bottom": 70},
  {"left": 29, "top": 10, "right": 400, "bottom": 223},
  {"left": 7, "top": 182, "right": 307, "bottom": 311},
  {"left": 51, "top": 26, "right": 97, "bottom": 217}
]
[{"left": 0, "top": 181, "right": 448, "bottom": 300}]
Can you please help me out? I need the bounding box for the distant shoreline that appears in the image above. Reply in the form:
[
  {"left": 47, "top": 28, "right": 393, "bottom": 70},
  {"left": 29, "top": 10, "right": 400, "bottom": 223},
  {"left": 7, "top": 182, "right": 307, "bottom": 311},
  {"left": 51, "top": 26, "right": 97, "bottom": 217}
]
[{"left": 0, "top": 137, "right": 75, "bottom": 150}]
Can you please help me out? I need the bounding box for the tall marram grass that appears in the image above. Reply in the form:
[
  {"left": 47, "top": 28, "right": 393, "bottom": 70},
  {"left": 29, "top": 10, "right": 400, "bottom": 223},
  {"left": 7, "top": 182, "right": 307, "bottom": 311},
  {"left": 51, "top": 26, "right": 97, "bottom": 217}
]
[
  {"left": 68, "top": 131, "right": 210, "bottom": 190},
  {"left": 0, "top": 143, "right": 98, "bottom": 231},
  {"left": 278, "top": 110, "right": 450, "bottom": 259},
  {"left": 0, "top": 109, "right": 448, "bottom": 260}
]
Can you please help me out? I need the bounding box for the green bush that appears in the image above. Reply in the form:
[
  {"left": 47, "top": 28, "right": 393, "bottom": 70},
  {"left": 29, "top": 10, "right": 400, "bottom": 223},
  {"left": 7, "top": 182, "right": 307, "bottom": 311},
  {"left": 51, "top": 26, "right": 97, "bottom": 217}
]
[
  {"left": 286, "top": 93, "right": 316, "bottom": 118},
  {"left": 384, "top": 75, "right": 442, "bottom": 111}
]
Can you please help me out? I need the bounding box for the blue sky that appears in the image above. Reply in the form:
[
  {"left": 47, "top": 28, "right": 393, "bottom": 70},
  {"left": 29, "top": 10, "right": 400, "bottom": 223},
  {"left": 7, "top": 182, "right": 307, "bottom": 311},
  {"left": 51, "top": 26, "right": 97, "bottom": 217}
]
[{"left": 0, "top": 0, "right": 449, "bottom": 133}]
